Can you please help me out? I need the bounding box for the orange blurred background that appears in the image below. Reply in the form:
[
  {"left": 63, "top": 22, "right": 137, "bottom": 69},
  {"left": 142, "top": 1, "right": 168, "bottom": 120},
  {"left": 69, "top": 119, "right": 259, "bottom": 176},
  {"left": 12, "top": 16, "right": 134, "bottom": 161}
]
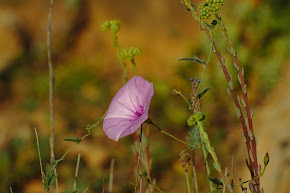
[{"left": 0, "top": 0, "right": 289, "bottom": 192}]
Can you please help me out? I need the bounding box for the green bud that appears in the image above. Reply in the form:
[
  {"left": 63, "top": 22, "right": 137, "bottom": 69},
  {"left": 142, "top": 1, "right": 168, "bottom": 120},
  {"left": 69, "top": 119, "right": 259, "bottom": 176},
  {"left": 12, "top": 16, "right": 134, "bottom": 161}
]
[
  {"left": 187, "top": 115, "right": 196, "bottom": 126},
  {"left": 171, "top": 88, "right": 181, "bottom": 95},
  {"left": 264, "top": 153, "right": 269, "bottom": 166},
  {"left": 101, "top": 20, "right": 110, "bottom": 31},
  {"left": 194, "top": 111, "right": 205, "bottom": 122},
  {"left": 110, "top": 20, "right": 120, "bottom": 34},
  {"left": 187, "top": 112, "right": 205, "bottom": 126}
]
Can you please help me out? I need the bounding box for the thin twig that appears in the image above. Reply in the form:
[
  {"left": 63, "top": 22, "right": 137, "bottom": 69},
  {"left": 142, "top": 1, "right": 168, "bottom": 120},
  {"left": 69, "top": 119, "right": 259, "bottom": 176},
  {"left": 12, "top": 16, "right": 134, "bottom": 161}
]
[
  {"left": 47, "top": 0, "right": 55, "bottom": 153},
  {"left": 140, "top": 177, "right": 143, "bottom": 193},
  {"left": 10, "top": 187, "right": 13, "bottom": 193},
  {"left": 231, "top": 156, "right": 234, "bottom": 187},
  {"left": 47, "top": 0, "right": 58, "bottom": 191},
  {"left": 74, "top": 154, "right": 81, "bottom": 190},
  {"left": 82, "top": 186, "right": 90, "bottom": 193},
  {"left": 50, "top": 138, "right": 59, "bottom": 193},
  {"left": 109, "top": 158, "right": 115, "bottom": 193},
  {"left": 135, "top": 125, "right": 143, "bottom": 193},
  {"left": 192, "top": 163, "right": 198, "bottom": 193},
  {"left": 218, "top": 17, "right": 259, "bottom": 189},
  {"left": 185, "top": 172, "right": 192, "bottom": 193},
  {"left": 34, "top": 128, "right": 46, "bottom": 193}
]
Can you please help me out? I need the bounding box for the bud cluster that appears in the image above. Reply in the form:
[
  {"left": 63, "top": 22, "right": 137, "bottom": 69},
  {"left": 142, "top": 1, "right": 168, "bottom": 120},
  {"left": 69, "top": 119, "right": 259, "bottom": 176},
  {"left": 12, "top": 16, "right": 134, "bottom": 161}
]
[
  {"left": 118, "top": 47, "right": 142, "bottom": 61},
  {"left": 179, "top": 150, "right": 192, "bottom": 173},
  {"left": 101, "top": 20, "right": 121, "bottom": 34},
  {"left": 190, "top": 77, "right": 201, "bottom": 113},
  {"left": 199, "top": 0, "right": 224, "bottom": 19}
]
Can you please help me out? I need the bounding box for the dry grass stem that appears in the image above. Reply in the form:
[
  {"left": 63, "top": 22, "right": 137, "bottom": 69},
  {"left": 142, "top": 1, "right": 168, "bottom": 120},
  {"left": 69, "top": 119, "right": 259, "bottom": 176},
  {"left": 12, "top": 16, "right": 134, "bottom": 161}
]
[
  {"left": 34, "top": 128, "right": 45, "bottom": 180},
  {"left": 82, "top": 186, "right": 90, "bottom": 193},
  {"left": 74, "top": 153, "right": 81, "bottom": 190},
  {"left": 109, "top": 158, "right": 115, "bottom": 193}
]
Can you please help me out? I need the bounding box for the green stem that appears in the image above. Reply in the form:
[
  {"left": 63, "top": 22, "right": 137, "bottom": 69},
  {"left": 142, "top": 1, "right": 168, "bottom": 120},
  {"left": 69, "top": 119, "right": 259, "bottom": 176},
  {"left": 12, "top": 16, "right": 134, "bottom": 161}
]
[
  {"left": 139, "top": 173, "right": 164, "bottom": 193},
  {"left": 181, "top": 0, "right": 199, "bottom": 21},
  {"left": 191, "top": 28, "right": 213, "bottom": 113},
  {"left": 233, "top": 164, "right": 267, "bottom": 187},
  {"left": 202, "top": 144, "right": 214, "bottom": 192},
  {"left": 185, "top": 172, "right": 192, "bottom": 193},
  {"left": 50, "top": 143, "right": 77, "bottom": 172},
  {"left": 179, "top": 92, "right": 192, "bottom": 108},
  {"left": 161, "top": 130, "right": 192, "bottom": 147},
  {"left": 146, "top": 118, "right": 195, "bottom": 149},
  {"left": 197, "top": 121, "right": 232, "bottom": 193}
]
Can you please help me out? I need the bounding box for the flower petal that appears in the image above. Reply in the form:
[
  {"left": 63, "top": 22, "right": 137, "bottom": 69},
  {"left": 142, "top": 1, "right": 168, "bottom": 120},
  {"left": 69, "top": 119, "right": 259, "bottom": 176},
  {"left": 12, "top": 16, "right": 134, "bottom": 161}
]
[
  {"left": 103, "top": 75, "right": 154, "bottom": 141},
  {"left": 125, "top": 76, "right": 154, "bottom": 114},
  {"left": 103, "top": 117, "right": 133, "bottom": 141},
  {"left": 119, "top": 113, "right": 148, "bottom": 139}
]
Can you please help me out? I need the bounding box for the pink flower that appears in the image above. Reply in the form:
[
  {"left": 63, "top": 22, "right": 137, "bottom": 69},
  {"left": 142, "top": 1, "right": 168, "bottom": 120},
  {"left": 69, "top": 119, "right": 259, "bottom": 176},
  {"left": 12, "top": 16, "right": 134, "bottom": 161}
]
[{"left": 103, "top": 75, "right": 154, "bottom": 141}]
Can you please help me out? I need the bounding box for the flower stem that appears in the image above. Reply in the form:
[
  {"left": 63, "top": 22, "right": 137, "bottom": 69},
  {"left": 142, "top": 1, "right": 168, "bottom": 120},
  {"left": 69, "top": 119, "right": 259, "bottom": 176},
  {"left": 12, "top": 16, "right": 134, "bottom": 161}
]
[
  {"left": 146, "top": 118, "right": 195, "bottom": 149},
  {"left": 179, "top": 92, "right": 192, "bottom": 108},
  {"left": 185, "top": 172, "right": 192, "bottom": 193},
  {"left": 135, "top": 124, "right": 143, "bottom": 193},
  {"left": 160, "top": 130, "right": 191, "bottom": 147},
  {"left": 233, "top": 163, "right": 267, "bottom": 187},
  {"left": 192, "top": 160, "right": 199, "bottom": 193},
  {"left": 197, "top": 122, "right": 232, "bottom": 193}
]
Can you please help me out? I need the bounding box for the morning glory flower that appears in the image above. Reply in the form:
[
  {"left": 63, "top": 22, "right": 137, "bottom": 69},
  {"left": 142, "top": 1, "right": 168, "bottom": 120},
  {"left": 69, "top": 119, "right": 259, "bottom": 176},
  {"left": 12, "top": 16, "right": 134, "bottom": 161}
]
[{"left": 103, "top": 75, "right": 154, "bottom": 141}]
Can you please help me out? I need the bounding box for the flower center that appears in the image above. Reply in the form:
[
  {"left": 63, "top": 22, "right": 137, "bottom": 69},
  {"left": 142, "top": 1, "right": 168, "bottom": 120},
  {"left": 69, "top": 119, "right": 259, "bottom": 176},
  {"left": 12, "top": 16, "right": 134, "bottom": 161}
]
[
  {"left": 135, "top": 111, "right": 142, "bottom": 117},
  {"left": 134, "top": 106, "right": 144, "bottom": 118}
]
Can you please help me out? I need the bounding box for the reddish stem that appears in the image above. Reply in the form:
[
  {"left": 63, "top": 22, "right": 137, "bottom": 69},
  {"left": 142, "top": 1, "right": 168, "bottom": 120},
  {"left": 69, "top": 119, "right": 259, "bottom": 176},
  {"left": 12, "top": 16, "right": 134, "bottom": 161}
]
[{"left": 203, "top": 28, "right": 258, "bottom": 182}]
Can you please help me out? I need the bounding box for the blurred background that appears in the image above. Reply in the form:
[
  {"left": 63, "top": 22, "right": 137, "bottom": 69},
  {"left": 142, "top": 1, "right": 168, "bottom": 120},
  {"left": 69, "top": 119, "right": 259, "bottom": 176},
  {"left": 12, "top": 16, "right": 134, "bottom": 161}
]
[{"left": 0, "top": 0, "right": 289, "bottom": 192}]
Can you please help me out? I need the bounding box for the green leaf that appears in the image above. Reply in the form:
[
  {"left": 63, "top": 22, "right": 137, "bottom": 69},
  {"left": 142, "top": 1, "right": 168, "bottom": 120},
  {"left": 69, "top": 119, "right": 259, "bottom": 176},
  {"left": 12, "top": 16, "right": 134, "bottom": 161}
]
[
  {"left": 213, "top": 163, "right": 221, "bottom": 172},
  {"left": 235, "top": 107, "right": 241, "bottom": 117},
  {"left": 63, "top": 136, "right": 82, "bottom": 144},
  {"left": 179, "top": 55, "right": 207, "bottom": 66},
  {"left": 198, "top": 88, "right": 211, "bottom": 99},
  {"left": 186, "top": 125, "right": 202, "bottom": 150},
  {"left": 228, "top": 81, "right": 233, "bottom": 89},
  {"left": 207, "top": 176, "right": 223, "bottom": 187}
]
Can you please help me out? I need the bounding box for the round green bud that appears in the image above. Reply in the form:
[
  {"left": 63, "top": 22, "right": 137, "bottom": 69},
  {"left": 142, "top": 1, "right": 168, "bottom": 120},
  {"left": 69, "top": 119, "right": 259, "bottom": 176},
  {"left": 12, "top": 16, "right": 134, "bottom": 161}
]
[
  {"left": 195, "top": 111, "right": 206, "bottom": 122},
  {"left": 187, "top": 115, "right": 196, "bottom": 126},
  {"left": 109, "top": 20, "right": 120, "bottom": 34},
  {"left": 187, "top": 112, "right": 205, "bottom": 126},
  {"left": 264, "top": 152, "right": 269, "bottom": 165},
  {"left": 171, "top": 88, "right": 181, "bottom": 95}
]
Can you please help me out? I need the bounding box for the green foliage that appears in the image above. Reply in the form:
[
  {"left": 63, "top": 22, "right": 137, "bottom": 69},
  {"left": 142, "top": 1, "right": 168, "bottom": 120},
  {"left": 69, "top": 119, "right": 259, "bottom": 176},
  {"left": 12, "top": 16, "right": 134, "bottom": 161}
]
[
  {"left": 101, "top": 20, "right": 142, "bottom": 83},
  {"left": 43, "top": 164, "right": 58, "bottom": 192},
  {"left": 101, "top": 20, "right": 120, "bottom": 34},
  {"left": 213, "top": 162, "right": 221, "bottom": 172},
  {"left": 264, "top": 152, "right": 269, "bottom": 166},
  {"left": 198, "top": 88, "right": 211, "bottom": 99},
  {"left": 179, "top": 55, "right": 207, "bottom": 67},
  {"left": 199, "top": 0, "right": 224, "bottom": 19},
  {"left": 118, "top": 47, "right": 142, "bottom": 62},
  {"left": 63, "top": 136, "right": 82, "bottom": 144},
  {"left": 207, "top": 176, "right": 223, "bottom": 188},
  {"left": 186, "top": 126, "right": 202, "bottom": 150},
  {"left": 62, "top": 190, "right": 79, "bottom": 193},
  {"left": 187, "top": 111, "right": 205, "bottom": 126}
]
